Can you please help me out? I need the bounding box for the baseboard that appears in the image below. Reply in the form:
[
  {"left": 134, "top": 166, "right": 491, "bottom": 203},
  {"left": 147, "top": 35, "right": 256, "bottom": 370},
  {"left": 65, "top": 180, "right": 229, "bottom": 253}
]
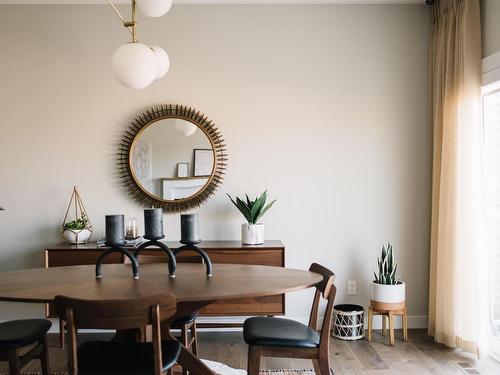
[
  {"left": 44, "top": 314, "right": 428, "bottom": 334},
  {"left": 291, "top": 315, "right": 428, "bottom": 330}
]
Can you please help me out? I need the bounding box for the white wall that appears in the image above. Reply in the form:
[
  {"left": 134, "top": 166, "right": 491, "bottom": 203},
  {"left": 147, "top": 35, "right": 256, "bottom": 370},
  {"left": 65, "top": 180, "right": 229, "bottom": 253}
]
[
  {"left": 0, "top": 4, "right": 431, "bottom": 325},
  {"left": 482, "top": 0, "right": 500, "bottom": 58}
]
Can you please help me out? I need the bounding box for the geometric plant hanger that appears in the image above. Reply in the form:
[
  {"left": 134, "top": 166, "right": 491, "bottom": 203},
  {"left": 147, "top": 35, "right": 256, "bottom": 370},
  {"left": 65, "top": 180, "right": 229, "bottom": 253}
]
[{"left": 61, "top": 186, "right": 93, "bottom": 244}]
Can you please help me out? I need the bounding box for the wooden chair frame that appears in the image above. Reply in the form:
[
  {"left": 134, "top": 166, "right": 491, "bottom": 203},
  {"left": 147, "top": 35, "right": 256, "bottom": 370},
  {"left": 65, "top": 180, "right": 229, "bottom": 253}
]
[
  {"left": 175, "top": 319, "right": 198, "bottom": 375},
  {"left": 127, "top": 251, "right": 200, "bottom": 366},
  {"left": 247, "top": 263, "right": 337, "bottom": 375},
  {"left": 0, "top": 335, "right": 50, "bottom": 375},
  {"left": 54, "top": 294, "right": 177, "bottom": 375}
]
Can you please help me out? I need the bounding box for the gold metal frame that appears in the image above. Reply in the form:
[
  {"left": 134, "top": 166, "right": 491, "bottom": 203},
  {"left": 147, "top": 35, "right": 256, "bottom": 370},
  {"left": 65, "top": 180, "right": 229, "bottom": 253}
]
[
  {"left": 106, "top": 0, "right": 139, "bottom": 42},
  {"left": 118, "top": 105, "right": 228, "bottom": 213}
]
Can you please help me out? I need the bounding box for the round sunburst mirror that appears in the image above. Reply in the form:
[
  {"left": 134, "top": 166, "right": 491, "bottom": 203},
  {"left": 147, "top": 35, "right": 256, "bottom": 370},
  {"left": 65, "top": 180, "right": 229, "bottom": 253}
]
[{"left": 119, "top": 105, "right": 227, "bottom": 212}]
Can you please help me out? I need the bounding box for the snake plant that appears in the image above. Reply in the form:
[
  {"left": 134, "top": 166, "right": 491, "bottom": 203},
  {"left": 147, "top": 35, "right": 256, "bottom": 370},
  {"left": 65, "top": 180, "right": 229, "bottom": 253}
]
[
  {"left": 227, "top": 191, "right": 276, "bottom": 224},
  {"left": 373, "top": 243, "right": 401, "bottom": 285}
]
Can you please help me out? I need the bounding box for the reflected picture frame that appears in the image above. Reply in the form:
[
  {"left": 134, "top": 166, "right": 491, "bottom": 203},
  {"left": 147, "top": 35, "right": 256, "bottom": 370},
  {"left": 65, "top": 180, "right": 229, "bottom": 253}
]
[
  {"left": 177, "top": 163, "right": 189, "bottom": 178},
  {"left": 194, "top": 149, "right": 214, "bottom": 177}
]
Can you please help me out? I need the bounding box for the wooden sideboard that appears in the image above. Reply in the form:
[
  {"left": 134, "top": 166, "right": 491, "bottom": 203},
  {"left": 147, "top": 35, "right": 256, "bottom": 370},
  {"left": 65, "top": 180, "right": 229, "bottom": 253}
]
[{"left": 44, "top": 240, "right": 285, "bottom": 326}]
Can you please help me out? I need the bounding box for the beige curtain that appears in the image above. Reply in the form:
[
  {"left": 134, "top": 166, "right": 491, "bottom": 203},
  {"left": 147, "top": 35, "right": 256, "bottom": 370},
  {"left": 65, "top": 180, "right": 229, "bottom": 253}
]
[{"left": 428, "top": 0, "right": 487, "bottom": 355}]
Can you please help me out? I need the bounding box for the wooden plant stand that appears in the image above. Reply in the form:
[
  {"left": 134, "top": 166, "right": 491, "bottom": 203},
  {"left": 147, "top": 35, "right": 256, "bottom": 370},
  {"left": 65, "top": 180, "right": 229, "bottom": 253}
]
[{"left": 367, "top": 302, "right": 408, "bottom": 346}]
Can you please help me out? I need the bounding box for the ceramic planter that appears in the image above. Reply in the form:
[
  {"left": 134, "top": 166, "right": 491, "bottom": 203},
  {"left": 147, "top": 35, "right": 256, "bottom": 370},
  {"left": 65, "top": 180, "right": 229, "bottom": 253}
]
[
  {"left": 242, "top": 223, "right": 264, "bottom": 245},
  {"left": 370, "top": 281, "right": 405, "bottom": 310},
  {"left": 62, "top": 228, "right": 92, "bottom": 245}
]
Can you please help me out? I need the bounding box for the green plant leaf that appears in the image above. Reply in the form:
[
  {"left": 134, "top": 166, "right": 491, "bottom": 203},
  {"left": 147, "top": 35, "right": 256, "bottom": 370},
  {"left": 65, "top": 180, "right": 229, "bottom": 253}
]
[
  {"left": 227, "top": 193, "right": 253, "bottom": 223},
  {"left": 256, "top": 199, "right": 276, "bottom": 223},
  {"left": 250, "top": 192, "right": 267, "bottom": 223},
  {"left": 236, "top": 197, "right": 253, "bottom": 223},
  {"left": 373, "top": 242, "right": 400, "bottom": 285}
]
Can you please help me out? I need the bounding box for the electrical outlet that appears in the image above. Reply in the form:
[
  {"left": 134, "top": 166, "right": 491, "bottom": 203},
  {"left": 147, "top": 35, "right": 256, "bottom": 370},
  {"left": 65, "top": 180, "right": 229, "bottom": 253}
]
[{"left": 347, "top": 280, "right": 357, "bottom": 295}]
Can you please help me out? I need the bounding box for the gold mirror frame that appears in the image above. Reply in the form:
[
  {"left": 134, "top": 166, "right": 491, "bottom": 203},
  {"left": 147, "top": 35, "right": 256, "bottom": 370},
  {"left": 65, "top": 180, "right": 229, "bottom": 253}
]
[{"left": 119, "top": 105, "right": 227, "bottom": 212}]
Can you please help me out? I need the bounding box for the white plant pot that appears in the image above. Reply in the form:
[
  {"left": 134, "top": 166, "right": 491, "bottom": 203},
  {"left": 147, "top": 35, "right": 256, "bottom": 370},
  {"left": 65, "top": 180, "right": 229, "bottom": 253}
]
[
  {"left": 370, "top": 281, "right": 405, "bottom": 309},
  {"left": 62, "top": 228, "right": 92, "bottom": 245},
  {"left": 242, "top": 223, "right": 264, "bottom": 245}
]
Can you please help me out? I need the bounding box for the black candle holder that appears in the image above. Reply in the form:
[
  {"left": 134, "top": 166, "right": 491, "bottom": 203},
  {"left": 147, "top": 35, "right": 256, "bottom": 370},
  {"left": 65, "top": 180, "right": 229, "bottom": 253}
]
[
  {"left": 134, "top": 235, "right": 177, "bottom": 278},
  {"left": 174, "top": 242, "right": 213, "bottom": 277},
  {"left": 95, "top": 246, "right": 139, "bottom": 279}
]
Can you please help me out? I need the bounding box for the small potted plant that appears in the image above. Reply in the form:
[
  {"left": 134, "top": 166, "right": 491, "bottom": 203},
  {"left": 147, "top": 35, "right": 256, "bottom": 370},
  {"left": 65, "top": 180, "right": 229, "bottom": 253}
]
[
  {"left": 371, "top": 243, "right": 405, "bottom": 309},
  {"left": 227, "top": 191, "right": 276, "bottom": 245},
  {"left": 62, "top": 212, "right": 92, "bottom": 245}
]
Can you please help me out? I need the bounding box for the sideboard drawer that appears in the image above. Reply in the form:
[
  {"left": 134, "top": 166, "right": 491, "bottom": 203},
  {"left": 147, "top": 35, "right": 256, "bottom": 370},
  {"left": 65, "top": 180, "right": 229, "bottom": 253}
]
[
  {"left": 205, "top": 250, "right": 283, "bottom": 266},
  {"left": 201, "top": 295, "right": 284, "bottom": 315},
  {"left": 45, "top": 250, "right": 123, "bottom": 267}
]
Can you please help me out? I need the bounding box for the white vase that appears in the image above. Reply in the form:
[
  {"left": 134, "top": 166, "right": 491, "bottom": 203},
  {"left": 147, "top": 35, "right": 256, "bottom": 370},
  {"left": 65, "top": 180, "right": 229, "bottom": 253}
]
[
  {"left": 62, "top": 229, "right": 92, "bottom": 245},
  {"left": 370, "top": 281, "right": 405, "bottom": 309},
  {"left": 242, "top": 223, "right": 264, "bottom": 245}
]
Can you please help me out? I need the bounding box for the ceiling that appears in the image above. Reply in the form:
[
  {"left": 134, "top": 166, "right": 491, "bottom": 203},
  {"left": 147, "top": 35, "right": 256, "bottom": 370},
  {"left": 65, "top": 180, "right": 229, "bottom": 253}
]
[{"left": 0, "top": 1, "right": 425, "bottom": 5}]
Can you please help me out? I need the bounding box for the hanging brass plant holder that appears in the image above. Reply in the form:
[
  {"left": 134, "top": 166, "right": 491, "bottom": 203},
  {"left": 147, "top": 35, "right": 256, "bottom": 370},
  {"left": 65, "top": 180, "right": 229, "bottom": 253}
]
[{"left": 61, "top": 187, "right": 93, "bottom": 245}]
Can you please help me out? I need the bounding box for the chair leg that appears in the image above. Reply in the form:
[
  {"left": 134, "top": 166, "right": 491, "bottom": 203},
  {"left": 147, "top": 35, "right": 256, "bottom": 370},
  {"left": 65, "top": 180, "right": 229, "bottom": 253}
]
[
  {"left": 367, "top": 307, "right": 373, "bottom": 341},
  {"left": 247, "top": 345, "right": 261, "bottom": 375},
  {"left": 313, "top": 356, "right": 330, "bottom": 375},
  {"left": 8, "top": 348, "right": 21, "bottom": 375},
  {"left": 190, "top": 321, "right": 198, "bottom": 356},
  {"left": 59, "top": 318, "right": 65, "bottom": 349},
  {"left": 312, "top": 359, "right": 321, "bottom": 375},
  {"left": 40, "top": 336, "right": 50, "bottom": 375},
  {"left": 181, "top": 324, "right": 189, "bottom": 375}
]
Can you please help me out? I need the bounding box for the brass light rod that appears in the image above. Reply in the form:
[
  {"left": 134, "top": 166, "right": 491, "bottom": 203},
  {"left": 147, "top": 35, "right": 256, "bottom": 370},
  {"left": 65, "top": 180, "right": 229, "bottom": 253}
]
[{"left": 106, "top": 0, "right": 138, "bottom": 42}]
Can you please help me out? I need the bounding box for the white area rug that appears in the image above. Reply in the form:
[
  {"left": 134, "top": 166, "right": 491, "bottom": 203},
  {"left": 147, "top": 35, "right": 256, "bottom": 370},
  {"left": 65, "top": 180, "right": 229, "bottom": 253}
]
[
  {"left": 202, "top": 361, "right": 318, "bottom": 375},
  {"left": 203, "top": 359, "right": 247, "bottom": 374},
  {"left": 0, "top": 364, "right": 318, "bottom": 375}
]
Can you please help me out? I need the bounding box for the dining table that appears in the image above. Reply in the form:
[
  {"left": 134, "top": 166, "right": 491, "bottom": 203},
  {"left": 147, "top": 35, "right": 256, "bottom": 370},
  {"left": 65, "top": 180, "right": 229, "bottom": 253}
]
[{"left": 0, "top": 262, "right": 323, "bottom": 374}]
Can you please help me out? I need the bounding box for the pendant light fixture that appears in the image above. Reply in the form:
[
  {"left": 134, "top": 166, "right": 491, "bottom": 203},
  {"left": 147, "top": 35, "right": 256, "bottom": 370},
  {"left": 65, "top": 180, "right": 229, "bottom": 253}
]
[
  {"left": 136, "top": 0, "right": 173, "bottom": 18},
  {"left": 107, "top": 0, "right": 171, "bottom": 89},
  {"left": 175, "top": 120, "right": 198, "bottom": 137}
]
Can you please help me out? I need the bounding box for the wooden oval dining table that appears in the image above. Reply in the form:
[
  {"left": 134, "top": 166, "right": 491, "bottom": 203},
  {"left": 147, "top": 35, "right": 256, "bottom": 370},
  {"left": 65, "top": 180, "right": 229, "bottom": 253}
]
[{"left": 0, "top": 262, "right": 323, "bottom": 374}]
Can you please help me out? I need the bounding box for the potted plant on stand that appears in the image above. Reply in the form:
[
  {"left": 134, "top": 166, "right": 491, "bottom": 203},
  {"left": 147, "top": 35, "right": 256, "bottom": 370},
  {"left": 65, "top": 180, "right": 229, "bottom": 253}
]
[
  {"left": 227, "top": 191, "right": 276, "bottom": 245},
  {"left": 371, "top": 243, "right": 405, "bottom": 307},
  {"left": 367, "top": 243, "right": 407, "bottom": 346}
]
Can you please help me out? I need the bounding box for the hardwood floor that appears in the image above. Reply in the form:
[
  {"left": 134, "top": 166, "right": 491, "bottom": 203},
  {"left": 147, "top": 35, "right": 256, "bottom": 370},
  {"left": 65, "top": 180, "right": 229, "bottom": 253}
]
[{"left": 1, "top": 330, "right": 499, "bottom": 374}]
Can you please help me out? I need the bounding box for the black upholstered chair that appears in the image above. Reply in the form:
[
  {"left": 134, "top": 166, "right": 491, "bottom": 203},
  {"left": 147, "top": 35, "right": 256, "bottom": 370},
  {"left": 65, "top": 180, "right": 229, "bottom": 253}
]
[
  {"left": 243, "top": 263, "right": 336, "bottom": 375},
  {"left": 54, "top": 294, "right": 181, "bottom": 375},
  {"left": 0, "top": 319, "right": 51, "bottom": 375}
]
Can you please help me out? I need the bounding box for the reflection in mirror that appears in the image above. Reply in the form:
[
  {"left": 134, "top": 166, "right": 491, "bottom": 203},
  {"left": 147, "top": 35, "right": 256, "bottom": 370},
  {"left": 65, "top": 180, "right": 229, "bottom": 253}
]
[{"left": 131, "top": 118, "right": 214, "bottom": 201}]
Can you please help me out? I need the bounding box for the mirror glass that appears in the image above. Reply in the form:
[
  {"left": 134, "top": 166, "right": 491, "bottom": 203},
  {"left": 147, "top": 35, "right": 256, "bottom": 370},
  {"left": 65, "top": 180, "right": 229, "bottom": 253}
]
[{"left": 130, "top": 118, "right": 214, "bottom": 201}]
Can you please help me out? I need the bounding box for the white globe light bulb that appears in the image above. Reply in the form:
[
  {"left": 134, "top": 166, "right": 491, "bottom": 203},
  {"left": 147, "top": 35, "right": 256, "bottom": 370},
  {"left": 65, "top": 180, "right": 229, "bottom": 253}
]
[
  {"left": 112, "top": 43, "right": 158, "bottom": 89},
  {"left": 150, "top": 45, "right": 170, "bottom": 80},
  {"left": 136, "top": 0, "right": 173, "bottom": 18},
  {"left": 175, "top": 121, "right": 197, "bottom": 137}
]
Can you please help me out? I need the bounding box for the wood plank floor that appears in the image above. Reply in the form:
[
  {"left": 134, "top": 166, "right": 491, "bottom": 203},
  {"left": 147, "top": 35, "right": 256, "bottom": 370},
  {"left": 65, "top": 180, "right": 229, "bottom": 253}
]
[{"left": 1, "top": 329, "right": 499, "bottom": 374}]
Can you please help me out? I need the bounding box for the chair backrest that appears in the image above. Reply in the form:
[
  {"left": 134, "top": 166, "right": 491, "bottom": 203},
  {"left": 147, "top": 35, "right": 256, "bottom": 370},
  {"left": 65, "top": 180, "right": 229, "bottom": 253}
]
[
  {"left": 54, "top": 294, "right": 176, "bottom": 330},
  {"left": 54, "top": 294, "right": 176, "bottom": 375},
  {"left": 308, "top": 263, "right": 336, "bottom": 356}
]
